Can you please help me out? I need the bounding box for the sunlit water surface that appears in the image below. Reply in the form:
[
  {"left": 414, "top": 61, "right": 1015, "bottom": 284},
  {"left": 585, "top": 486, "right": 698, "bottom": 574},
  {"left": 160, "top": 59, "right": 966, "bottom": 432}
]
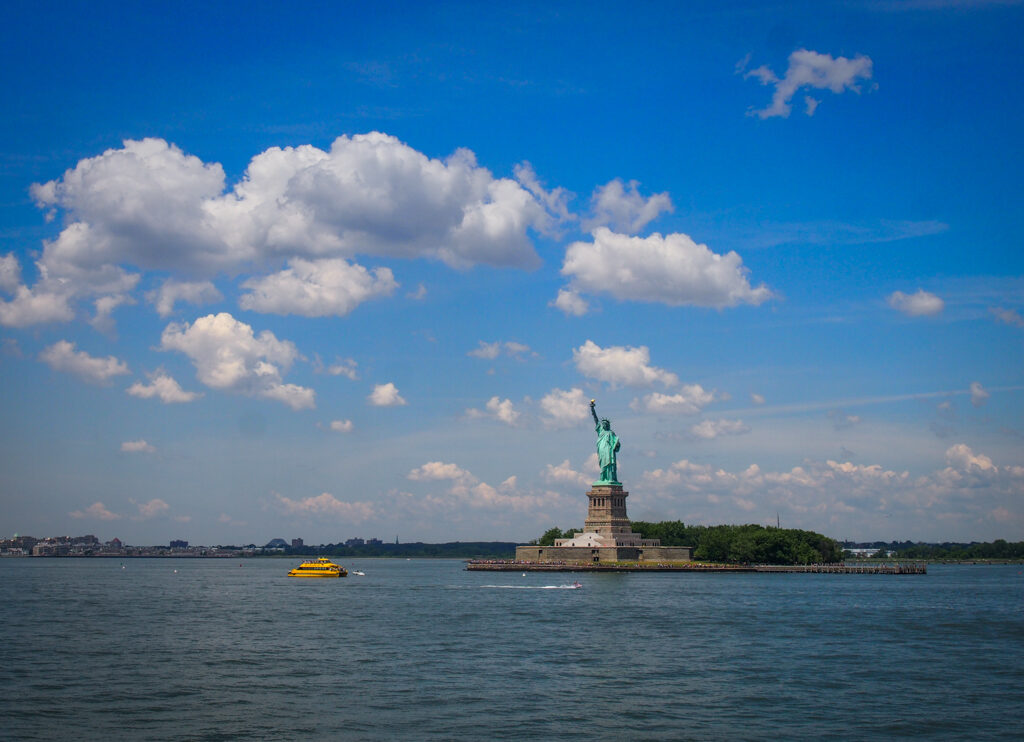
[{"left": 2, "top": 559, "right": 1022, "bottom": 740}]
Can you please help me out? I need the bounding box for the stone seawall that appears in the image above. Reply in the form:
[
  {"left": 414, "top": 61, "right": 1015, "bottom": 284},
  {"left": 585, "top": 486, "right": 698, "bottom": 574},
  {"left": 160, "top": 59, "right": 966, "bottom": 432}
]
[
  {"left": 468, "top": 560, "right": 927, "bottom": 574},
  {"left": 514, "top": 544, "right": 692, "bottom": 563}
]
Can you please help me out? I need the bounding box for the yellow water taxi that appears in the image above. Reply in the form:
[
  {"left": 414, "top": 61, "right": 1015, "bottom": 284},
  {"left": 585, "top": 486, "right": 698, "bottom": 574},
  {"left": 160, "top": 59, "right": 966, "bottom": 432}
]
[{"left": 287, "top": 557, "right": 348, "bottom": 578}]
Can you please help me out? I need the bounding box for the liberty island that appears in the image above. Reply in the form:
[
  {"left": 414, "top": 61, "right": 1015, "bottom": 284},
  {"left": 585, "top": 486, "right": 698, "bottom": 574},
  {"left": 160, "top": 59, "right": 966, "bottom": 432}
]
[
  {"left": 513, "top": 400, "right": 693, "bottom": 565},
  {"left": 471, "top": 401, "right": 926, "bottom": 574}
]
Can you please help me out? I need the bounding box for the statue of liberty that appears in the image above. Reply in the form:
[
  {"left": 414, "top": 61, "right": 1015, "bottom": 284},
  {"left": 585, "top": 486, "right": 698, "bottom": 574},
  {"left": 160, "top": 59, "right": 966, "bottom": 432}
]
[{"left": 590, "top": 399, "right": 621, "bottom": 484}]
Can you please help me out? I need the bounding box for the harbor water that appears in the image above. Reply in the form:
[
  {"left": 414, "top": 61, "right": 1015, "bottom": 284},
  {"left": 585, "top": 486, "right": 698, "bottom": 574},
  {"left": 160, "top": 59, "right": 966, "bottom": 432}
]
[{"left": 2, "top": 559, "right": 1022, "bottom": 740}]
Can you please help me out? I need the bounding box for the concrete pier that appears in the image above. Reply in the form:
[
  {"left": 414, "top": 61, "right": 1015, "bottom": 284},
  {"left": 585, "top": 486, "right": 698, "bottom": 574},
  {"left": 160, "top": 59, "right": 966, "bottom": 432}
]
[{"left": 466, "top": 560, "right": 927, "bottom": 574}]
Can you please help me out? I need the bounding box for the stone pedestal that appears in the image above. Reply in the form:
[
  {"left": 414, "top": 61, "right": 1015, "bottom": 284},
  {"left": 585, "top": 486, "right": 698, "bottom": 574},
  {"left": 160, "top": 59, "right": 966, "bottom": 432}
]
[
  {"left": 582, "top": 484, "right": 636, "bottom": 543},
  {"left": 515, "top": 481, "right": 692, "bottom": 564}
]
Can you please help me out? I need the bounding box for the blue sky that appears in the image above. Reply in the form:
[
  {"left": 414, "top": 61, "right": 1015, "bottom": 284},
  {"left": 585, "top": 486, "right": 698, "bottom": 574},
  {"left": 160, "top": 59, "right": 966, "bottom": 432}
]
[{"left": 2, "top": 0, "right": 1022, "bottom": 546}]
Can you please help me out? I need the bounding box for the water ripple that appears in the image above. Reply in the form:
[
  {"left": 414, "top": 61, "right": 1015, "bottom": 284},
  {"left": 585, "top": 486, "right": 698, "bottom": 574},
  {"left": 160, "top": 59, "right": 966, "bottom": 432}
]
[{"left": 1, "top": 560, "right": 1022, "bottom": 740}]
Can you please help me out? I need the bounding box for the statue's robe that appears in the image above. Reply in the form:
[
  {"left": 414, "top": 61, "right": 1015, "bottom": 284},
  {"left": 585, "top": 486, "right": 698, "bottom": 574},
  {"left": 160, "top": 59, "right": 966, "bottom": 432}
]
[{"left": 596, "top": 428, "right": 619, "bottom": 469}]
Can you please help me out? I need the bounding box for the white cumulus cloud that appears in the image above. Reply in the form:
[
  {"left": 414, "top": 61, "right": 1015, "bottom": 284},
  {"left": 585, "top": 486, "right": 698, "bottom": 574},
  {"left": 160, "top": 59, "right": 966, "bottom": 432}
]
[
  {"left": 539, "top": 387, "right": 591, "bottom": 429},
  {"left": 127, "top": 372, "right": 202, "bottom": 403},
  {"left": 970, "top": 381, "right": 989, "bottom": 408},
  {"left": 690, "top": 418, "right": 750, "bottom": 439},
  {"left": 89, "top": 293, "right": 136, "bottom": 335},
  {"left": 17, "top": 134, "right": 570, "bottom": 326},
  {"left": 408, "top": 461, "right": 562, "bottom": 513},
  {"left": 148, "top": 279, "right": 223, "bottom": 317},
  {"left": 744, "top": 49, "right": 874, "bottom": 119},
  {"left": 39, "top": 340, "right": 129, "bottom": 385},
  {"left": 888, "top": 289, "right": 945, "bottom": 317},
  {"left": 408, "top": 461, "right": 475, "bottom": 483},
  {"left": 0, "top": 253, "right": 21, "bottom": 293},
  {"left": 368, "top": 382, "right": 406, "bottom": 407},
  {"left": 0, "top": 285, "right": 74, "bottom": 328},
  {"left": 239, "top": 258, "right": 397, "bottom": 317},
  {"left": 573, "top": 340, "right": 678, "bottom": 388},
  {"left": 159, "top": 312, "right": 314, "bottom": 409},
  {"left": 329, "top": 419, "right": 354, "bottom": 433},
  {"left": 29, "top": 134, "right": 553, "bottom": 289},
  {"left": 543, "top": 459, "right": 590, "bottom": 488},
  {"left": 466, "top": 396, "right": 520, "bottom": 426},
  {"left": 513, "top": 162, "right": 574, "bottom": 226},
  {"left": 561, "top": 227, "right": 772, "bottom": 309},
  {"left": 274, "top": 492, "right": 375, "bottom": 521},
  {"left": 583, "top": 179, "right": 673, "bottom": 234},
  {"left": 632, "top": 386, "right": 716, "bottom": 415},
  {"left": 945, "top": 443, "right": 996, "bottom": 473},
  {"left": 31, "top": 138, "right": 228, "bottom": 273},
  {"left": 551, "top": 288, "right": 589, "bottom": 316},
  {"left": 638, "top": 443, "right": 1024, "bottom": 537}
]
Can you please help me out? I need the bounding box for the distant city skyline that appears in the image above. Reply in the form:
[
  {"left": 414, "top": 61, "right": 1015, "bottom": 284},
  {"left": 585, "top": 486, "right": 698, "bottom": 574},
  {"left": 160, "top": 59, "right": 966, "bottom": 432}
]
[{"left": 1, "top": 1, "right": 1022, "bottom": 545}]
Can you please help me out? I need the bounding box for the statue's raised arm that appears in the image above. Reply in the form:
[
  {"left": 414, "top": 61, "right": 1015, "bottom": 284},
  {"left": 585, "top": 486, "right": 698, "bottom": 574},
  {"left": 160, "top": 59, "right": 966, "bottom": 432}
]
[{"left": 590, "top": 398, "right": 600, "bottom": 429}]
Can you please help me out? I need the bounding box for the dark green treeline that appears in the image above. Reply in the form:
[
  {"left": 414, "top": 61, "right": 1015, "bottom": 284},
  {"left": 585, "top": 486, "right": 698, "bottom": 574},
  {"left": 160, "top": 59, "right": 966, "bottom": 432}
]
[
  {"left": 874, "top": 539, "right": 1024, "bottom": 560},
  {"left": 534, "top": 522, "right": 844, "bottom": 564}
]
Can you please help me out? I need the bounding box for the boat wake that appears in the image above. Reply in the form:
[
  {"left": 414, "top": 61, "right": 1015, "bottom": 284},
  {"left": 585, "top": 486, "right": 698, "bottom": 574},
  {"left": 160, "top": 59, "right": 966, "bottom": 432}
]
[{"left": 481, "top": 584, "right": 582, "bottom": 590}]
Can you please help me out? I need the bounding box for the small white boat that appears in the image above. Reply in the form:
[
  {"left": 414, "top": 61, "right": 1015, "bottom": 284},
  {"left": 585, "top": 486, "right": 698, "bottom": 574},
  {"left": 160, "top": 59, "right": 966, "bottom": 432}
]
[{"left": 352, "top": 570, "right": 366, "bottom": 576}]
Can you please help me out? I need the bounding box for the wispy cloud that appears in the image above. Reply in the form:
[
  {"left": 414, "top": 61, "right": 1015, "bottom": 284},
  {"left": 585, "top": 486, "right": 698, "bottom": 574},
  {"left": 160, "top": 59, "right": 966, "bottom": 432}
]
[
  {"left": 743, "top": 49, "right": 874, "bottom": 119},
  {"left": 708, "top": 219, "right": 949, "bottom": 251},
  {"left": 121, "top": 439, "right": 156, "bottom": 453},
  {"left": 69, "top": 502, "right": 122, "bottom": 520},
  {"left": 690, "top": 418, "right": 751, "bottom": 439},
  {"left": 991, "top": 307, "right": 1024, "bottom": 327},
  {"left": 730, "top": 384, "right": 1024, "bottom": 418},
  {"left": 467, "top": 340, "right": 534, "bottom": 360}
]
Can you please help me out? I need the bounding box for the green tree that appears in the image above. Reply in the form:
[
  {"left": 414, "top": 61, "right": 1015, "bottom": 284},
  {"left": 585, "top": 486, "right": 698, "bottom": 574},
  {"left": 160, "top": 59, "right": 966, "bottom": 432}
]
[
  {"left": 537, "top": 527, "right": 564, "bottom": 546},
  {"left": 727, "top": 530, "right": 759, "bottom": 563}
]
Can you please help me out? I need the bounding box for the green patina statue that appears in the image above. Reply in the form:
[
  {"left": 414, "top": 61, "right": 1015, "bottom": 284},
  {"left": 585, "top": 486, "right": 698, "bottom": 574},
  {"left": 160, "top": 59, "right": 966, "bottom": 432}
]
[{"left": 590, "top": 399, "right": 621, "bottom": 485}]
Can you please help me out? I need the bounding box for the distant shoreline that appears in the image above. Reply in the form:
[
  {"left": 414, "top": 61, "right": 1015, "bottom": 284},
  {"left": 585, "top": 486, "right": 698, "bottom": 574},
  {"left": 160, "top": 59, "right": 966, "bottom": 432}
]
[
  {"left": 0, "top": 552, "right": 514, "bottom": 560},
  {"left": 5, "top": 555, "right": 1022, "bottom": 565}
]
